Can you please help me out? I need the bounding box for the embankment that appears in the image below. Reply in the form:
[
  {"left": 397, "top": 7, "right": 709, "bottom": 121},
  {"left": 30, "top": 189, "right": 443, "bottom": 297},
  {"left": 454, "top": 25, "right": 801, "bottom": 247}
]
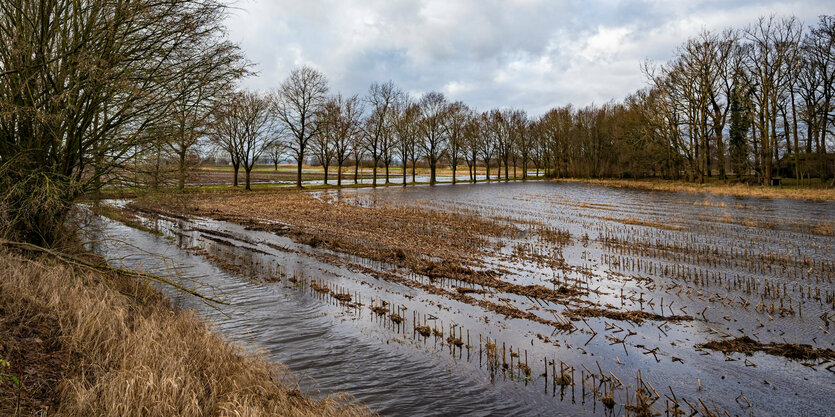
[{"left": 0, "top": 246, "right": 371, "bottom": 416}]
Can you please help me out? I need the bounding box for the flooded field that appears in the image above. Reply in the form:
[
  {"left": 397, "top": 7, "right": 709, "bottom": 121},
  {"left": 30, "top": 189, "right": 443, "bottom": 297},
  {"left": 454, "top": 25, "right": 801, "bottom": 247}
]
[{"left": 84, "top": 181, "right": 834, "bottom": 416}]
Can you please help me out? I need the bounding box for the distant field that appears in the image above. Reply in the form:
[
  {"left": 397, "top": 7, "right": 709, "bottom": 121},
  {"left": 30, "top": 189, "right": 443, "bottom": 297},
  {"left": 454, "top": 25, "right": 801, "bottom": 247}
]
[{"left": 193, "top": 164, "right": 532, "bottom": 187}]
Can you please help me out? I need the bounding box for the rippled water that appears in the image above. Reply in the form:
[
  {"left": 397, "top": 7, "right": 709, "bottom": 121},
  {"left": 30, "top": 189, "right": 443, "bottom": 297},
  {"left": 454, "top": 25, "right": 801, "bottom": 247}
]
[
  {"left": 81, "top": 181, "right": 835, "bottom": 416},
  {"left": 82, "top": 212, "right": 573, "bottom": 416}
]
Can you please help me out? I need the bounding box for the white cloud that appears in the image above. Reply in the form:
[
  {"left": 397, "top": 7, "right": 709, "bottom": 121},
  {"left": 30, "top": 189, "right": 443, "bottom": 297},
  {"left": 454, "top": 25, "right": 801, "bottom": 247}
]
[{"left": 225, "top": 0, "right": 834, "bottom": 115}]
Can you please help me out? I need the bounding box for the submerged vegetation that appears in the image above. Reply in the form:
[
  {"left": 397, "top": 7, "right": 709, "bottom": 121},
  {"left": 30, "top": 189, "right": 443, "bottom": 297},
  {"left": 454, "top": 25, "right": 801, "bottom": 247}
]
[{"left": 110, "top": 180, "right": 834, "bottom": 416}]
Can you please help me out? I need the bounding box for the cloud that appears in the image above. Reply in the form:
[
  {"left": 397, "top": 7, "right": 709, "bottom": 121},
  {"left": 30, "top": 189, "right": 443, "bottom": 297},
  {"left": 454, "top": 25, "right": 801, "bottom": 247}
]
[{"left": 226, "top": 0, "right": 833, "bottom": 115}]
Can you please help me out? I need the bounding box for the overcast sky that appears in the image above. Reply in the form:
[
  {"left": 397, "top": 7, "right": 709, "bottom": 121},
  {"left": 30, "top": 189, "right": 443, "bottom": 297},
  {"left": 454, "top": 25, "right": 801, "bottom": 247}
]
[{"left": 226, "top": 0, "right": 833, "bottom": 115}]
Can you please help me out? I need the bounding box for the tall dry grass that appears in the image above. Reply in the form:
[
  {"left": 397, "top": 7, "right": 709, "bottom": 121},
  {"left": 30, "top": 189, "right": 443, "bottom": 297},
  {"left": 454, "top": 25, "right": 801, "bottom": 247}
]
[
  {"left": 0, "top": 250, "right": 372, "bottom": 417},
  {"left": 556, "top": 178, "right": 835, "bottom": 201}
]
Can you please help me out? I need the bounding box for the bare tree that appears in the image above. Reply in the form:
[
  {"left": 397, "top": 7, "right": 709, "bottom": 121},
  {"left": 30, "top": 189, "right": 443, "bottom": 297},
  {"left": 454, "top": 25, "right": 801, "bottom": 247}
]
[
  {"left": 312, "top": 97, "right": 345, "bottom": 186},
  {"left": 486, "top": 109, "right": 512, "bottom": 181},
  {"left": 445, "top": 101, "right": 470, "bottom": 184},
  {"left": 417, "top": 92, "right": 449, "bottom": 185},
  {"left": 381, "top": 97, "right": 406, "bottom": 184},
  {"left": 513, "top": 111, "right": 532, "bottom": 180},
  {"left": 165, "top": 40, "right": 249, "bottom": 191},
  {"left": 327, "top": 94, "right": 363, "bottom": 186},
  {"left": 395, "top": 101, "right": 419, "bottom": 186},
  {"left": 212, "top": 91, "right": 275, "bottom": 190},
  {"left": 408, "top": 106, "right": 423, "bottom": 183},
  {"left": 805, "top": 16, "right": 835, "bottom": 181},
  {"left": 528, "top": 119, "right": 544, "bottom": 178},
  {"left": 211, "top": 95, "right": 244, "bottom": 187},
  {"left": 268, "top": 142, "right": 288, "bottom": 171},
  {"left": 744, "top": 16, "right": 802, "bottom": 185},
  {"left": 363, "top": 81, "right": 403, "bottom": 186},
  {"left": 350, "top": 129, "right": 366, "bottom": 185},
  {"left": 462, "top": 112, "right": 482, "bottom": 183},
  {"left": 0, "top": 0, "right": 237, "bottom": 244},
  {"left": 273, "top": 66, "right": 328, "bottom": 188},
  {"left": 478, "top": 111, "right": 497, "bottom": 180}
]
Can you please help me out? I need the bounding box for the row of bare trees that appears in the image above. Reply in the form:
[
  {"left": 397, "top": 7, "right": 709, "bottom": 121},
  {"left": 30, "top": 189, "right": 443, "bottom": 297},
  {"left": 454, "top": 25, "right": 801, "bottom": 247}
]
[
  {"left": 247, "top": 73, "right": 543, "bottom": 188},
  {"left": 239, "top": 15, "right": 833, "bottom": 190},
  {"left": 641, "top": 15, "right": 835, "bottom": 184}
]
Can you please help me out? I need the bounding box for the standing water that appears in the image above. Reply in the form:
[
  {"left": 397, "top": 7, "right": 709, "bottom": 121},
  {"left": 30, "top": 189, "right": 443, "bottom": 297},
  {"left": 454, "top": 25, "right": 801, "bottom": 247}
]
[{"left": 82, "top": 181, "right": 834, "bottom": 416}]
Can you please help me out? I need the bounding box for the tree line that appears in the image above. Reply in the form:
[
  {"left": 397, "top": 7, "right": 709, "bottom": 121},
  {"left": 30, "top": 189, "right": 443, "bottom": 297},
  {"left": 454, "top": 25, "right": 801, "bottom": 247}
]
[{"left": 207, "top": 14, "right": 835, "bottom": 190}]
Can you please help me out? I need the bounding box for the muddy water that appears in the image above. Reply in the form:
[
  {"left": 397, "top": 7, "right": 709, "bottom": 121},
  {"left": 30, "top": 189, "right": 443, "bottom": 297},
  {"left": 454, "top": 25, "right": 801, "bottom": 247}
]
[
  {"left": 81, "top": 209, "right": 565, "bottom": 416},
  {"left": 83, "top": 181, "right": 834, "bottom": 416}
]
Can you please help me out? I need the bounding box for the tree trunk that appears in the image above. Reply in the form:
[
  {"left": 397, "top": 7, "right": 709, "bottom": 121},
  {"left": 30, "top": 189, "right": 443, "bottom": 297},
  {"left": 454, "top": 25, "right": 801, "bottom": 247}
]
[
  {"left": 451, "top": 163, "right": 456, "bottom": 185},
  {"left": 790, "top": 90, "right": 800, "bottom": 183},
  {"left": 354, "top": 159, "right": 359, "bottom": 184},
  {"left": 705, "top": 132, "right": 712, "bottom": 178},
  {"left": 323, "top": 164, "right": 329, "bottom": 185},
  {"left": 385, "top": 162, "right": 390, "bottom": 184},
  {"left": 233, "top": 163, "right": 240, "bottom": 187},
  {"left": 698, "top": 132, "right": 705, "bottom": 184},
  {"left": 245, "top": 168, "right": 252, "bottom": 191},
  {"left": 504, "top": 159, "right": 509, "bottom": 181},
  {"left": 178, "top": 150, "right": 186, "bottom": 192},
  {"left": 337, "top": 163, "right": 343, "bottom": 187},
  {"left": 763, "top": 121, "right": 772, "bottom": 186},
  {"left": 296, "top": 154, "right": 303, "bottom": 188},
  {"left": 820, "top": 106, "right": 829, "bottom": 180},
  {"left": 820, "top": 120, "right": 828, "bottom": 181}
]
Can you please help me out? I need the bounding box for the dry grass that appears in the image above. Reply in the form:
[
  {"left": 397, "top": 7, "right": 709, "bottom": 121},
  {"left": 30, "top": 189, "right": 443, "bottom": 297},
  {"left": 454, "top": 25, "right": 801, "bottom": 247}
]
[
  {"left": 131, "top": 191, "right": 513, "bottom": 284},
  {"left": 0, "top": 250, "right": 371, "bottom": 417},
  {"left": 128, "top": 191, "right": 585, "bottom": 314},
  {"left": 556, "top": 178, "right": 835, "bottom": 201}
]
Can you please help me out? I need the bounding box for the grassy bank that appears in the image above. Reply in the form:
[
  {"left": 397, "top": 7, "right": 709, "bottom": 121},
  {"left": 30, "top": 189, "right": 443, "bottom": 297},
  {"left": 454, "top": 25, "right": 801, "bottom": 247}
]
[
  {"left": 555, "top": 177, "right": 835, "bottom": 201},
  {"left": 0, "top": 246, "right": 371, "bottom": 416}
]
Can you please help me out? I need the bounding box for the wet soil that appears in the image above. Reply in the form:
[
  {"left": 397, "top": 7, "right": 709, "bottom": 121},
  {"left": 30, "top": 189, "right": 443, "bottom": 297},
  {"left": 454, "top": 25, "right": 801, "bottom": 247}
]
[{"left": 698, "top": 336, "right": 835, "bottom": 361}]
